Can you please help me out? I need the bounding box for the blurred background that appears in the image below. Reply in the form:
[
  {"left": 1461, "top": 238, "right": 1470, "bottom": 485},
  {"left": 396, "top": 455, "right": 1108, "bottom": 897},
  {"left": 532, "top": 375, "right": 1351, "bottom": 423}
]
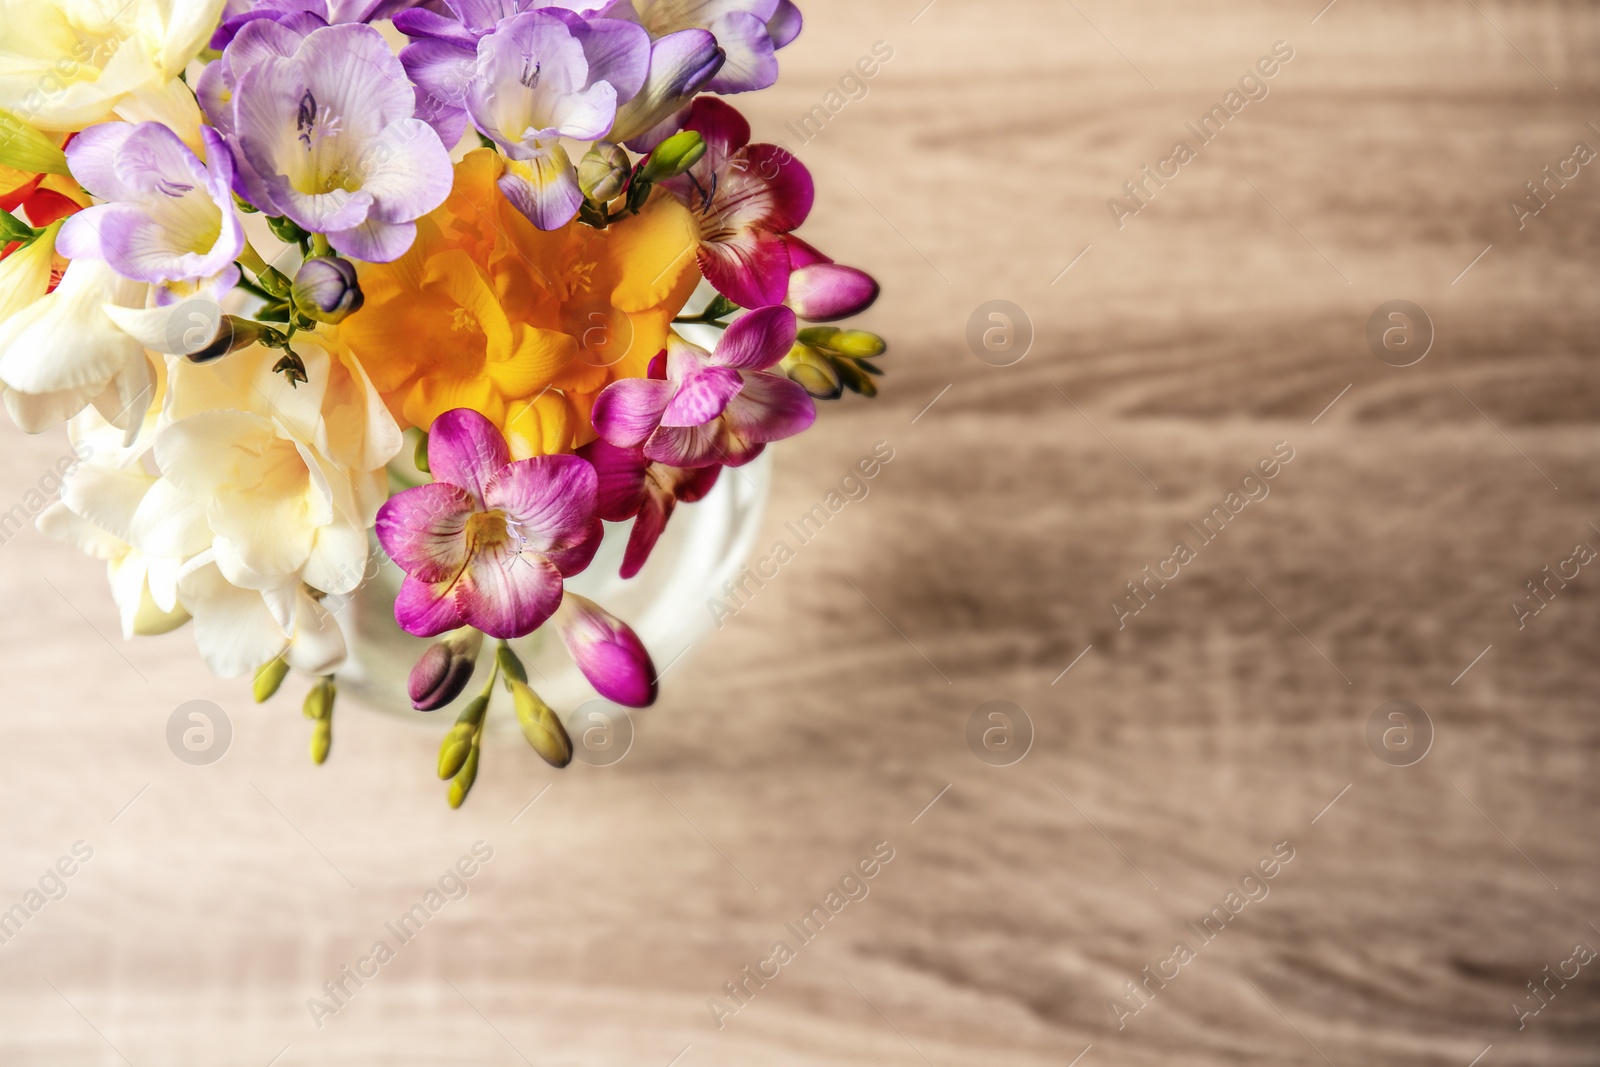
[{"left": 3, "top": 0, "right": 1599, "bottom": 1063}]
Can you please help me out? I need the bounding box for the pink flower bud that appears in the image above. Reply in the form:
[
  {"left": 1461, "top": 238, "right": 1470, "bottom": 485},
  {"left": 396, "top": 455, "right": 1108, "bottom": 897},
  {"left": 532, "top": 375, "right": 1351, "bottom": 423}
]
[
  {"left": 552, "top": 593, "right": 657, "bottom": 707},
  {"left": 787, "top": 263, "right": 879, "bottom": 322},
  {"left": 408, "top": 629, "right": 483, "bottom": 711}
]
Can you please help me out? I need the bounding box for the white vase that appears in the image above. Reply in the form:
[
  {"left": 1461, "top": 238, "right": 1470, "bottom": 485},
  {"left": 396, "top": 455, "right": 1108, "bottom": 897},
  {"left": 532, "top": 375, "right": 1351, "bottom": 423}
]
[{"left": 336, "top": 449, "right": 772, "bottom": 731}]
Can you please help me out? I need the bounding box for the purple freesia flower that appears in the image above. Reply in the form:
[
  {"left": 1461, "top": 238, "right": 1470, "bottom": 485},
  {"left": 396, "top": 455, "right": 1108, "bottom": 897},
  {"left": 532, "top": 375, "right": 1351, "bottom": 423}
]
[
  {"left": 578, "top": 436, "right": 720, "bottom": 578},
  {"left": 56, "top": 122, "right": 244, "bottom": 298},
  {"left": 224, "top": 23, "right": 453, "bottom": 261},
  {"left": 376, "top": 409, "right": 602, "bottom": 639},
  {"left": 592, "top": 305, "right": 814, "bottom": 468},
  {"left": 464, "top": 10, "right": 649, "bottom": 229},
  {"left": 600, "top": 0, "right": 799, "bottom": 94},
  {"left": 211, "top": 0, "right": 427, "bottom": 48}
]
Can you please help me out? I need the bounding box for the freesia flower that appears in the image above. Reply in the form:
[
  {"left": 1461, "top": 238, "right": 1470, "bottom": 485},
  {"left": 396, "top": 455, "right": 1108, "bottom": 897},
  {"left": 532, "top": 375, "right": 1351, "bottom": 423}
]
[
  {"left": 465, "top": 10, "right": 649, "bottom": 229},
  {"left": 0, "top": 0, "right": 223, "bottom": 146},
  {"left": 549, "top": 591, "right": 656, "bottom": 706},
  {"left": 337, "top": 149, "right": 702, "bottom": 450},
  {"left": 604, "top": 0, "right": 800, "bottom": 95},
  {"left": 57, "top": 122, "right": 244, "bottom": 298},
  {"left": 211, "top": 0, "right": 428, "bottom": 48},
  {"left": 225, "top": 23, "right": 453, "bottom": 261},
  {"left": 605, "top": 28, "right": 724, "bottom": 148},
  {"left": 592, "top": 304, "right": 813, "bottom": 467},
  {"left": 663, "top": 97, "right": 812, "bottom": 309},
  {"left": 0, "top": 250, "right": 154, "bottom": 435},
  {"left": 36, "top": 369, "right": 189, "bottom": 640},
  {"left": 376, "top": 408, "right": 601, "bottom": 639},
  {"left": 578, "top": 435, "right": 718, "bottom": 578},
  {"left": 177, "top": 559, "right": 349, "bottom": 677}
]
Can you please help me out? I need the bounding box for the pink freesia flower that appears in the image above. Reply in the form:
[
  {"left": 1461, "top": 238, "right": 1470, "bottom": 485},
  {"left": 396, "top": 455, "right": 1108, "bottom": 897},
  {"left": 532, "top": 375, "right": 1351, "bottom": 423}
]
[
  {"left": 578, "top": 437, "right": 720, "bottom": 578},
  {"left": 663, "top": 97, "right": 813, "bottom": 309},
  {"left": 591, "top": 304, "right": 814, "bottom": 468},
  {"left": 550, "top": 592, "right": 657, "bottom": 706},
  {"left": 376, "top": 409, "right": 601, "bottom": 639}
]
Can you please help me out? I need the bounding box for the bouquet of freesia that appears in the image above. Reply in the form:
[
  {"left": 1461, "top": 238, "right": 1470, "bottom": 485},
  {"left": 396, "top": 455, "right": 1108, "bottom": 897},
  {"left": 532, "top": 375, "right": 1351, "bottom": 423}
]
[{"left": 0, "top": 0, "right": 885, "bottom": 804}]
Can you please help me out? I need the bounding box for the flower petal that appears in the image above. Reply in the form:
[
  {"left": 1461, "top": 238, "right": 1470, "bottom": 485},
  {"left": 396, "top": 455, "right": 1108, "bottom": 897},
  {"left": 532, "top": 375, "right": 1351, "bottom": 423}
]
[
  {"left": 426, "top": 407, "right": 510, "bottom": 504},
  {"left": 713, "top": 304, "right": 796, "bottom": 370},
  {"left": 578, "top": 437, "right": 649, "bottom": 521},
  {"left": 481, "top": 453, "right": 598, "bottom": 551},
  {"left": 644, "top": 420, "right": 726, "bottom": 468},
  {"left": 697, "top": 229, "right": 791, "bottom": 310},
  {"left": 498, "top": 149, "right": 584, "bottom": 231},
  {"left": 661, "top": 364, "right": 742, "bottom": 426},
  {"left": 396, "top": 572, "right": 466, "bottom": 637},
  {"left": 548, "top": 514, "right": 603, "bottom": 577},
  {"left": 721, "top": 370, "right": 815, "bottom": 457},
  {"left": 705, "top": 10, "right": 778, "bottom": 94},
  {"left": 453, "top": 548, "right": 564, "bottom": 639},
  {"left": 592, "top": 376, "right": 675, "bottom": 448},
  {"left": 375, "top": 480, "right": 476, "bottom": 583}
]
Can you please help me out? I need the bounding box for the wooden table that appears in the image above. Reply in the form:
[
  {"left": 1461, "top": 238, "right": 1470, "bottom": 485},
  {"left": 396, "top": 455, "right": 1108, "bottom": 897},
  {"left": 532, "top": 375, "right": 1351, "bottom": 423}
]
[{"left": 2, "top": 1, "right": 1598, "bottom": 1063}]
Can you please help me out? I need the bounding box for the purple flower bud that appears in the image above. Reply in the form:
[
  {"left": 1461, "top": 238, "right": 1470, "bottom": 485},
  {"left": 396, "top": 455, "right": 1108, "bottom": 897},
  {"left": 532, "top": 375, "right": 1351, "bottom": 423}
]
[
  {"left": 292, "top": 256, "right": 365, "bottom": 324},
  {"left": 408, "top": 629, "right": 483, "bottom": 711}
]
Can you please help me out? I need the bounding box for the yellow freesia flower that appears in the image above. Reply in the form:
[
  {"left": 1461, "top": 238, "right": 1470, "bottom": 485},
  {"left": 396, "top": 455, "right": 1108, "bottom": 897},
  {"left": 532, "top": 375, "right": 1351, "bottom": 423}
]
[{"left": 335, "top": 149, "right": 702, "bottom": 459}]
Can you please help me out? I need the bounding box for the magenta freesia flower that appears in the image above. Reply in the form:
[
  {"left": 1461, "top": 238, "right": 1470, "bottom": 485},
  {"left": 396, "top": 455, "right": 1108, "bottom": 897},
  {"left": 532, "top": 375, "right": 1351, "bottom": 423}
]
[
  {"left": 664, "top": 97, "right": 813, "bottom": 309},
  {"left": 221, "top": 23, "right": 454, "bottom": 261},
  {"left": 579, "top": 436, "right": 720, "bottom": 578},
  {"left": 592, "top": 305, "right": 814, "bottom": 468},
  {"left": 376, "top": 409, "right": 602, "bottom": 639},
  {"left": 56, "top": 122, "right": 244, "bottom": 297}
]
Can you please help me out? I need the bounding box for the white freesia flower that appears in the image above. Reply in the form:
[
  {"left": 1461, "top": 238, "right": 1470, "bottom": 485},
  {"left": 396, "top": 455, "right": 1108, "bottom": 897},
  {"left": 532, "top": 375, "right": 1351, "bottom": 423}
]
[
  {"left": 176, "top": 557, "right": 348, "bottom": 679},
  {"left": 0, "top": 255, "right": 155, "bottom": 435},
  {"left": 0, "top": 0, "right": 224, "bottom": 144},
  {"left": 36, "top": 370, "right": 190, "bottom": 639}
]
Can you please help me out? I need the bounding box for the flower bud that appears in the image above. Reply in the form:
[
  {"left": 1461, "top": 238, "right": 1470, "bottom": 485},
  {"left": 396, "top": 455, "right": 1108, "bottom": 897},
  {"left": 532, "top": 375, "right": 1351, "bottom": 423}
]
[
  {"left": 187, "top": 315, "right": 272, "bottom": 364},
  {"left": 438, "top": 720, "right": 477, "bottom": 779},
  {"left": 787, "top": 263, "right": 879, "bottom": 322},
  {"left": 578, "top": 142, "right": 632, "bottom": 202},
  {"left": 303, "top": 677, "right": 335, "bottom": 721},
  {"left": 310, "top": 717, "right": 332, "bottom": 764},
  {"left": 782, "top": 344, "right": 842, "bottom": 399},
  {"left": 447, "top": 741, "right": 480, "bottom": 808},
  {"left": 609, "top": 30, "right": 724, "bottom": 148},
  {"left": 408, "top": 629, "right": 483, "bottom": 711},
  {"left": 551, "top": 593, "right": 657, "bottom": 707},
  {"left": 639, "top": 130, "right": 706, "bottom": 184},
  {"left": 798, "top": 326, "right": 887, "bottom": 360},
  {"left": 253, "top": 656, "right": 289, "bottom": 703},
  {"left": 495, "top": 642, "right": 528, "bottom": 685},
  {"left": 0, "top": 108, "right": 68, "bottom": 176},
  {"left": 510, "top": 679, "right": 572, "bottom": 767},
  {"left": 291, "top": 256, "right": 364, "bottom": 324}
]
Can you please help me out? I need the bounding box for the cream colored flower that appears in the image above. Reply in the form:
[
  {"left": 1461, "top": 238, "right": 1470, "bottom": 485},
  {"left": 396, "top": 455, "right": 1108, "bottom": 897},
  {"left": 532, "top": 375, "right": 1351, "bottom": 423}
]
[
  {"left": 0, "top": 254, "right": 154, "bottom": 435},
  {"left": 0, "top": 0, "right": 222, "bottom": 144}
]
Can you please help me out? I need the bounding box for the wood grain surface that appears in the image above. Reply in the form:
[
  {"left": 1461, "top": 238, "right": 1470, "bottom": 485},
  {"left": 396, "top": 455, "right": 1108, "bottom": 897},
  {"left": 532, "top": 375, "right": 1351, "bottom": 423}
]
[{"left": 3, "top": 1, "right": 1599, "bottom": 1064}]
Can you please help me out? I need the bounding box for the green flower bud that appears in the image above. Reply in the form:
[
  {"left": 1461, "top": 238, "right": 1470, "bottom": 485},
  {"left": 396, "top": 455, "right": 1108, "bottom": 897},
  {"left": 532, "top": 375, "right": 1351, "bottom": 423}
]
[
  {"left": 797, "top": 327, "right": 887, "bottom": 360},
  {"left": 448, "top": 742, "right": 480, "bottom": 808},
  {"left": 303, "top": 677, "right": 335, "bottom": 721},
  {"left": 781, "top": 344, "right": 842, "bottom": 399},
  {"left": 266, "top": 214, "right": 310, "bottom": 246},
  {"left": 253, "top": 657, "right": 290, "bottom": 703},
  {"left": 438, "top": 721, "right": 477, "bottom": 780},
  {"left": 311, "top": 717, "right": 332, "bottom": 765},
  {"left": 496, "top": 642, "right": 528, "bottom": 685},
  {"left": 639, "top": 130, "right": 705, "bottom": 184},
  {"left": 510, "top": 680, "right": 571, "bottom": 768},
  {"left": 578, "top": 141, "right": 631, "bottom": 202}
]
